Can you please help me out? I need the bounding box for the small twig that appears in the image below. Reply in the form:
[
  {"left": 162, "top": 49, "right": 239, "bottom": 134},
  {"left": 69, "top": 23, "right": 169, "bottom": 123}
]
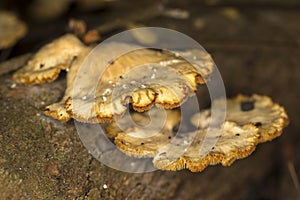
[
  {"left": 0, "top": 53, "right": 32, "bottom": 75},
  {"left": 287, "top": 160, "right": 300, "bottom": 195}
]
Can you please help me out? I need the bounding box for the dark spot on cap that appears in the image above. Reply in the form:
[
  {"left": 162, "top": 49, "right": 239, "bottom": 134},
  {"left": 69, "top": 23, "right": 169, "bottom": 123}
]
[
  {"left": 159, "top": 152, "right": 167, "bottom": 157},
  {"left": 235, "top": 133, "right": 240, "bottom": 136},
  {"left": 140, "top": 142, "right": 144, "bottom": 145},
  {"left": 119, "top": 75, "right": 124, "bottom": 79},
  {"left": 255, "top": 122, "right": 262, "bottom": 127},
  {"left": 168, "top": 136, "right": 172, "bottom": 139},
  {"left": 172, "top": 123, "right": 180, "bottom": 133},
  {"left": 108, "top": 59, "right": 114, "bottom": 65},
  {"left": 241, "top": 101, "right": 254, "bottom": 111},
  {"left": 39, "top": 63, "right": 44, "bottom": 68}
]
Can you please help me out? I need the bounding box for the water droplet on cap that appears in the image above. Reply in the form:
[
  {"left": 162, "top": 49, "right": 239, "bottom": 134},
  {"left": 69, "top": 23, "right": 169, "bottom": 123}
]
[
  {"left": 103, "top": 88, "right": 111, "bottom": 95},
  {"left": 102, "top": 96, "right": 107, "bottom": 102}
]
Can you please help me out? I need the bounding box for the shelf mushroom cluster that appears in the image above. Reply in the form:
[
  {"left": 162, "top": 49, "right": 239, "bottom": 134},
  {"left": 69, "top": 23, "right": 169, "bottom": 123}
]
[
  {"left": 13, "top": 34, "right": 289, "bottom": 172},
  {"left": 107, "top": 95, "right": 288, "bottom": 171}
]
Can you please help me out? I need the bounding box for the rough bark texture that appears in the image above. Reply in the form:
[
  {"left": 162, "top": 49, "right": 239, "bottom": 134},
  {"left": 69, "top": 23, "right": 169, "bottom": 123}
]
[{"left": 1, "top": 0, "right": 300, "bottom": 199}]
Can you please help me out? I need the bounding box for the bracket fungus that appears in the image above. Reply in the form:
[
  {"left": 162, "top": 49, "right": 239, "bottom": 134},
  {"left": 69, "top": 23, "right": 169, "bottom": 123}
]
[
  {"left": 13, "top": 34, "right": 289, "bottom": 172},
  {"left": 106, "top": 94, "right": 288, "bottom": 172},
  {"left": 0, "top": 11, "right": 27, "bottom": 49},
  {"left": 191, "top": 94, "right": 289, "bottom": 143},
  {"left": 13, "top": 34, "right": 214, "bottom": 122}
]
